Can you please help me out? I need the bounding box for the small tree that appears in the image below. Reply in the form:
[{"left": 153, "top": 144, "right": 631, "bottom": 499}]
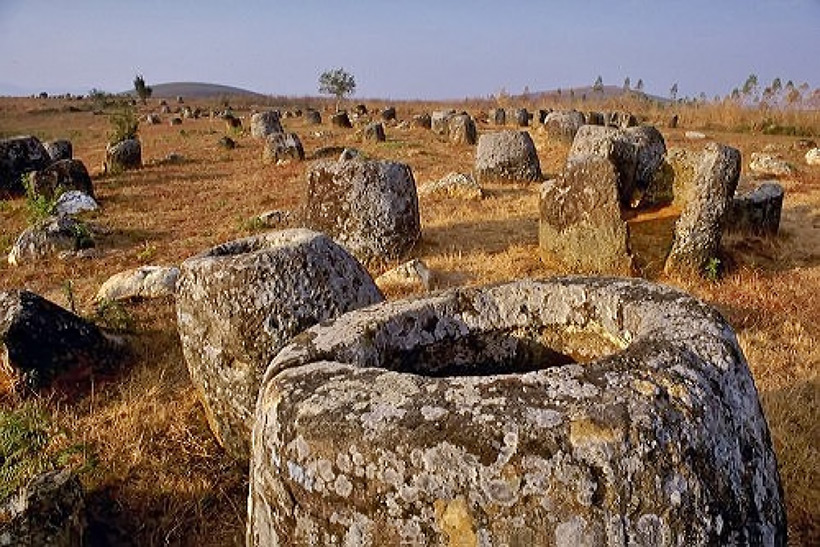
[
  {"left": 670, "top": 82, "right": 679, "bottom": 101},
  {"left": 593, "top": 75, "right": 604, "bottom": 93},
  {"left": 134, "top": 74, "right": 152, "bottom": 104},
  {"left": 623, "top": 76, "right": 631, "bottom": 91},
  {"left": 635, "top": 79, "right": 644, "bottom": 92},
  {"left": 318, "top": 68, "right": 356, "bottom": 111}
]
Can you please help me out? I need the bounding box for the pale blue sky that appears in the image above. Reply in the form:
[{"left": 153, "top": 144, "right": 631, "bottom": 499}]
[{"left": 0, "top": 0, "right": 817, "bottom": 99}]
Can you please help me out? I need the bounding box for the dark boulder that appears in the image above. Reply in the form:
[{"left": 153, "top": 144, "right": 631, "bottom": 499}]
[
  {"left": 331, "top": 111, "right": 353, "bottom": 128},
  {"left": 0, "top": 289, "right": 125, "bottom": 391},
  {"left": 262, "top": 133, "right": 305, "bottom": 163},
  {"left": 0, "top": 136, "right": 51, "bottom": 196},
  {"left": 104, "top": 139, "right": 141, "bottom": 172},
  {"left": 30, "top": 159, "right": 94, "bottom": 200}
]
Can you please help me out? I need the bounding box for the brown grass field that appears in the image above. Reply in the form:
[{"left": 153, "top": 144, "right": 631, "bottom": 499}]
[{"left": 0, "top": 94, "right": 818, "bottom": 545}]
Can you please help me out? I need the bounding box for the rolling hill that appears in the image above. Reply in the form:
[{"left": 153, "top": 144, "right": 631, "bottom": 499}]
[{"left": 126, "top": 81, "right": 266, "bottom": 99}]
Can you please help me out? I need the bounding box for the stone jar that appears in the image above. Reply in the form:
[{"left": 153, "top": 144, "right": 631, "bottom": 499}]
[
  {"left": 248, "top": 277, "right": 785, "bottom": 546},
  {"left": 175, "top": 229, "right": 383, "bottom": 461}
]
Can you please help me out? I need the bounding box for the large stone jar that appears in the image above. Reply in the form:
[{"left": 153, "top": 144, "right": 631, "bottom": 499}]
[
  {"left": 248, "top": 277, "right": 785, "bottom": 546},
  {"left": 176, "top": 229, "right": 383, "bottom": 460}
]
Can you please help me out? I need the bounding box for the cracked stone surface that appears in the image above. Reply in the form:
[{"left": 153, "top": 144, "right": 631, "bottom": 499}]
[
  {"left": 176, "top": 229, "right": 383, "bottom": 460},
  {"left": 248, "top": 277, "right": 785, "bottom": 546}
]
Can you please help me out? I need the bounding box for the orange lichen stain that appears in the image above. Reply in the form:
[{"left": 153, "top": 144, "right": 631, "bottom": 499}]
[
  {"left": 434, "top": 496, "right": 478, "bottom": 547},
  {"left": 569, "top": 418, "right": 623, "bottom": 447}
]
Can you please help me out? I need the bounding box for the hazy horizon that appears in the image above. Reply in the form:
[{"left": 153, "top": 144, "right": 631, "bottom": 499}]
[{"left": 1, "top": 0, "right": 818, "bottom": 100}]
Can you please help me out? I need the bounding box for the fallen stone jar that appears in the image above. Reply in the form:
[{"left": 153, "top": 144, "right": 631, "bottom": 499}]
[{"left": 248, "top": 276, "right": 785, "bottom": 546}]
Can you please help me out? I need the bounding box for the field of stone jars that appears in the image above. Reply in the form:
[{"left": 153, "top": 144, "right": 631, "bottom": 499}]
[{"left": 1, "top": 94, "right": 818, "bottom": 545}]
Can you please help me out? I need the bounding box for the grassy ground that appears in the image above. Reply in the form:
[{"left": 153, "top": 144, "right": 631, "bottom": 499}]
[{"left": 0, "top": 96, "right": 817, "bottom": 545}]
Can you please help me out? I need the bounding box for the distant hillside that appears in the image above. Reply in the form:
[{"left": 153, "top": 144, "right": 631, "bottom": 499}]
[{"left": 126, "top": 82, "right": 266, "bottom": 99}]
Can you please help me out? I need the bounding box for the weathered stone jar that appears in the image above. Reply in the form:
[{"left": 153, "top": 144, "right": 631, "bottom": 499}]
[
  {"left": 175, "top": 229, "right": 383, "bottom": 460},
  {"left": 248, "top": 277, "right": 785, "bottom": 546}
]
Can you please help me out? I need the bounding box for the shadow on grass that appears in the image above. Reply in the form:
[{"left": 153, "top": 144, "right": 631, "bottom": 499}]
[
  {"left": 84, "top": 470, "right": 247, "bottom": 547},
  {"left": 758, "top": 379, "right": 820, "bottom": 546},
  {"left": 421, "top": 216, "right": 538, "bottom": 255}
]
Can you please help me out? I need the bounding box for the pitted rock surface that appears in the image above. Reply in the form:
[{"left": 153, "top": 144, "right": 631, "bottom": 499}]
[
  {"left": 43, "top": 139, "right": 73, "bottom": 162},
  {"left": 0, "top": 136, "right": 51, "bottom": 196},
  {"left": 175, "top": 229, "right": 383, "bottom": 460},
  {"left": 475, "top": 131, "right": 541, "bottom": 184},
  {"left": 8, "top": 215, "right": 94, "bottom": 266},
  {"left": 539, "top": 156, "right": 632, "bottom": 275},
  {"left": 0, "top": 290, "right": 125, "bottom": 391},
  {"left": 0, "top": 469, "right": 85, "bottom": 546},
  {"left": 304, "top": 159, "right": 421, "bottom": 263},
  {"left": 665, "top": 143, "right": 740, "bottom": 277},
  {"left": 250, "top": 111, "right": 284, "bottom": 139},
  {"left": 30, "top": 159, "right": 94, "bottom": 200},
  {"left": 105, "top": 139, "right": 141, "bottom": 172},
  {"left": 95, "top": 266, "right": 180, "bottom": 302},
  {"left": 249, "top": 277, "right": 784, "bottom": 546}
]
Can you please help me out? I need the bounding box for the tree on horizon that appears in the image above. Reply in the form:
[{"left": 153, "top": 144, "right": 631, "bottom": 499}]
[
  {"left": 134, "top": 74, "right": 152, "bottom": 104},
  {"left": 319, "top": 68, "right": 356, "bottom": 112}
]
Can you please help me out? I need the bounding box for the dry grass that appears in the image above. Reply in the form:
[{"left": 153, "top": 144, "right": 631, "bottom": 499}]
[{"left": 1, "top": 95, "right": 818, "bottom": 545}]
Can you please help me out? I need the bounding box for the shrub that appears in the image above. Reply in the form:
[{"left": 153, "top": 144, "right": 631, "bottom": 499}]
[
  {"left": 93, "top": 299, "right": 136, "bottom": 333},
  {"left": 108, "top": 106, "right": 139, "bottom": 144},
  {"left": 22, "top": 172, "right": 60, "bottom": 222},
  {"left": 0, "top": 404, "right": 94, "bottom": 503}
]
